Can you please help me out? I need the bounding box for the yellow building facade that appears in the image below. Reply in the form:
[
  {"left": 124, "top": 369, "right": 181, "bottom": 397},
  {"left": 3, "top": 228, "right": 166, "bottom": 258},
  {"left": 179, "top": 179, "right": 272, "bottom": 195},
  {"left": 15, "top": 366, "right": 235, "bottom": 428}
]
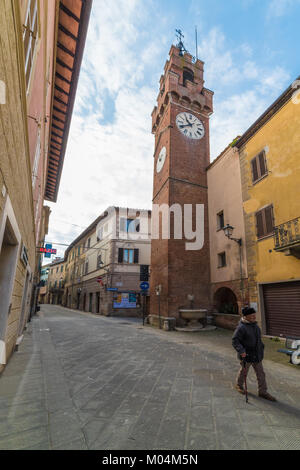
[{"left": 236, "top": 79, "right": 300, "bottom": 337}]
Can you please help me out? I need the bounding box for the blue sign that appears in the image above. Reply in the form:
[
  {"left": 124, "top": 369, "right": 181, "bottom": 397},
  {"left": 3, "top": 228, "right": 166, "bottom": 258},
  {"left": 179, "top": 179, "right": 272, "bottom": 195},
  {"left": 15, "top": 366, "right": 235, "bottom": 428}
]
[
  {"left": 140, "top": 281, "right": 150, "bottom": 290},
  {"left": 44, "top": 243, "right": 52, "bottom": 258},
  {"left": 107, "top": 287, "right": 118, "bottom": 291}
]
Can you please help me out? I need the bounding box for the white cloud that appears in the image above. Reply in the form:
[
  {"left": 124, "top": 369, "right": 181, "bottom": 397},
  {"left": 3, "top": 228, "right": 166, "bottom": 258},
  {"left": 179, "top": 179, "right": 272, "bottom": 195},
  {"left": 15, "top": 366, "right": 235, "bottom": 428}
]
[
  {"left": 45, "top": 6, "right": 292, "bottom": 260},
  {"left": 267, "top": 0, "right": 300, "bottom": 18},
  {"left": 196, "top": 27, "right": 290, "bottom": 159}
]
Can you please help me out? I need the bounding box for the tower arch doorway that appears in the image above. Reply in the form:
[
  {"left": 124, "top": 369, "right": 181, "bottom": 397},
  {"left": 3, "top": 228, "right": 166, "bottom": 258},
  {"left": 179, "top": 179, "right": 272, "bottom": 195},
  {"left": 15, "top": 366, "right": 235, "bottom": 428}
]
[{"left": 213, "top": 287, "right": 238, "bottom": 314}]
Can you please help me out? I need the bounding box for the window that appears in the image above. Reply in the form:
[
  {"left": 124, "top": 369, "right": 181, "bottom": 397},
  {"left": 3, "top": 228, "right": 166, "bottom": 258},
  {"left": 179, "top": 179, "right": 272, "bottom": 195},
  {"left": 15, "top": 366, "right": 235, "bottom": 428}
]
[
  {"left": 56, "top": 267, "right": 59, "bottom": 273},
  {"left": 251, "top": 151, "right": 268, "bottom": 183},
  {"left": 85, "top": 261, "right": 89, "bottom": 275},
  {"left": 218, "top": 252, "right": 226, "bottom": 268},
  {"left": 97, "top": 227, "right": 103, "bottom": 241},
  {"left": 23, "top": 0, "right": 39, "bottom": 90},
  {"left": 183, "top": 67, "right": 194, "bottom": 86},
  {"left": 217, "top": 211, "right": 224, "bottom": 230},
  {"left": 61, "top": 265, "right": 63, "bottom": 272},
  {"left": 120, "top": 218, "right": 140, "bottom": 233},
  {"left": 118, "top": 248, "right": 139, "bottom": 264},
  {"left": 256, "top": 205, "right": 274, "bottom": 239},
  {"left": 78, "top": 246, "right": 81, "bottom": 256},
  {"left": 32, "top": 129, "right": 41, "bottom": 187},
  {"left": 97, "top": 254, "right": 103, "bottom": 269}
]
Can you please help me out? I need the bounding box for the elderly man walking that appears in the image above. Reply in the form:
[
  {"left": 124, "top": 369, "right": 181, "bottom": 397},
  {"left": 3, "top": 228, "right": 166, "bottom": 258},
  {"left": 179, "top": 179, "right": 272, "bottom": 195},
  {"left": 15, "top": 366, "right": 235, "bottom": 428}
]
[{"left": 232, "top": 307, "right": 276, "bottom": 401}]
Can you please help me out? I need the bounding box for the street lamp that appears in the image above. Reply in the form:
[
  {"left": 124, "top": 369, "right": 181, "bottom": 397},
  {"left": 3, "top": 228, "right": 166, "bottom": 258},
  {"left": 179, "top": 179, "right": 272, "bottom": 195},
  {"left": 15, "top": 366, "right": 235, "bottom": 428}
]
[
  {"left": 222, "top": 223, "right": 244, "bottom": 308},
  {"left": 223, "top": 224, "right": 242, "bottom": 245}
]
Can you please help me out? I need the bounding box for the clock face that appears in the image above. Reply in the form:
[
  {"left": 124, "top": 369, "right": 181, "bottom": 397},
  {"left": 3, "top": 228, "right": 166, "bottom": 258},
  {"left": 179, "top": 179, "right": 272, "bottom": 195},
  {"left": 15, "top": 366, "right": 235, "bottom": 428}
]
[
  {"left": 176, "top": 112, "right": 205, "bottom": 140},
  {"left": 156, "top": 146, "right": 166, "bottom": 173}
]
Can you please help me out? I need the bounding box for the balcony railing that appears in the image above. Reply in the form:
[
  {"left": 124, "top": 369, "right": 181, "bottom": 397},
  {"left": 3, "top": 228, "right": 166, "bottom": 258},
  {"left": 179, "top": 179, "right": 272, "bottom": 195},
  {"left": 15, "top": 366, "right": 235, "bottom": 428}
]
[{"left": 274, "top": 216, "right": 300, "bottom": 251}]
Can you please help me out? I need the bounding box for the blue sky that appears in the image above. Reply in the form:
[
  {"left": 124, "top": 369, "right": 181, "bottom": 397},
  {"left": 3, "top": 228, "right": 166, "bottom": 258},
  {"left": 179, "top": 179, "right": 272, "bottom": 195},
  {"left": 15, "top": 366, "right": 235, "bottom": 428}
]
[{"left": 45, "top": 0, "right": 300, "bottom": 260}]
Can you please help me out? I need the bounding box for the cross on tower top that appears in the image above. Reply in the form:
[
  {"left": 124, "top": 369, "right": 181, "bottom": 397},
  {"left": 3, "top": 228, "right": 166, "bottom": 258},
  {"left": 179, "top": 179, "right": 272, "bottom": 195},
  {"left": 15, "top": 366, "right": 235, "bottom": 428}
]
[{"left": 175, "top": 28, "right": 187, "bottom": 56}]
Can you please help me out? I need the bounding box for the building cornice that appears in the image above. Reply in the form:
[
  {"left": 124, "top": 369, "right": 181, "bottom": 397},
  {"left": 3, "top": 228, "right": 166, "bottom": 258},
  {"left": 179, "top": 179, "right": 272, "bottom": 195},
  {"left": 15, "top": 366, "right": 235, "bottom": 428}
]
[{"left": 235, "top": 77, "right": 300, "bottom": 149}]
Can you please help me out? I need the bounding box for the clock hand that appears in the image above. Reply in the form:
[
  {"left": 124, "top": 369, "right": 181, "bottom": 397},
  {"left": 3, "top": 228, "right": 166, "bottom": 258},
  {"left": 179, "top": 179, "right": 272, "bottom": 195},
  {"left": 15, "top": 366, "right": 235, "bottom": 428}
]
[{"left": 179, "top": 123, "right": 193, "bottom": 128}]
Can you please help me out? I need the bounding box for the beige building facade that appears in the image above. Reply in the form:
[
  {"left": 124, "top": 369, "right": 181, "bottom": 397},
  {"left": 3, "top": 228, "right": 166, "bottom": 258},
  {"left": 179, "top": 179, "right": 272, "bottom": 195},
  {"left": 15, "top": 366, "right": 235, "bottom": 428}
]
[
  {"left": 207, "top": 143, "right": 248, "bottom": 330},
  {"left": 63, "top": 207, "right": 151, "bottom": 317},
  {"left": 0, "top": 0, "right": 92, "bottom": 370}
]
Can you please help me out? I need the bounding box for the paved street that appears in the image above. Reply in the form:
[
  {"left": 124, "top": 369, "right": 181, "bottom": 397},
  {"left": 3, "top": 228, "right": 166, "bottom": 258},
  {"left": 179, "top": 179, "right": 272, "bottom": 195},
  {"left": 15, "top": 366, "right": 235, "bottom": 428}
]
[{"left": 0, "top": 305, "right": 299, "bottom": 450}]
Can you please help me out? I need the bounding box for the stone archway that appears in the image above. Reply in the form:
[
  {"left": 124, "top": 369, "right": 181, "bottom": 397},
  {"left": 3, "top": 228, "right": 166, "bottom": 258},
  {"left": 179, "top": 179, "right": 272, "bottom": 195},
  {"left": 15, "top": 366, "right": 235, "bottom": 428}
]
[{"left": 213, "top": 287, "right": 239, "bottom": 314}]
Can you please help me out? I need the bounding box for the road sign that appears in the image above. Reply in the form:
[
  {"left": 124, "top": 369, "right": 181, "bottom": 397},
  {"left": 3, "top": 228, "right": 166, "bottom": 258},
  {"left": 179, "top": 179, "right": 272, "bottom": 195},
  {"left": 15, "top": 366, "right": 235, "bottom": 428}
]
[
  {"left": 140, "top": 281, "right": 149, "bottom": 290},
  {"left": 107, "top": 287, "right": 118, "bottom": 291},
  {"left": 39, "top": 245, "right": 57, "bottom": 257}
]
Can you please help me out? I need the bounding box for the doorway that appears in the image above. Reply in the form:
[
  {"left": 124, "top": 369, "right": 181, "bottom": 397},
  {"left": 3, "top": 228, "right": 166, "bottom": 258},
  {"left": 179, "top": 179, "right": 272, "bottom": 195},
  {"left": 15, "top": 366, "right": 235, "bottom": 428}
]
[
  {"left": 17, "top": 270, "right": 31, "bottom": 337},
  {"left": 0, "top": 202, "right": 21, "bottom": 364},
  {"left": 96, "top": 292, "right": 100, "bottom": 314}
]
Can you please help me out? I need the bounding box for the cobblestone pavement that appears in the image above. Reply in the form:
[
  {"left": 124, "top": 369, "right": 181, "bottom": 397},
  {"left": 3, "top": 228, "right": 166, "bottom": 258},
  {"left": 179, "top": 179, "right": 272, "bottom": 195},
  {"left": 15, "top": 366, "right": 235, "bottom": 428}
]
[{"left": 0, "top": 305, "right": 299, "bottom": 450}]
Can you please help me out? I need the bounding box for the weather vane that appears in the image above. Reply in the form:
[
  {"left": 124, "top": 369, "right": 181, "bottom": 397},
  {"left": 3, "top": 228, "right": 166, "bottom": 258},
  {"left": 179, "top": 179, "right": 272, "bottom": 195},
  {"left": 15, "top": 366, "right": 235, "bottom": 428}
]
[{"left": 175, "top": 29, "right": 188, "bottom": 56}]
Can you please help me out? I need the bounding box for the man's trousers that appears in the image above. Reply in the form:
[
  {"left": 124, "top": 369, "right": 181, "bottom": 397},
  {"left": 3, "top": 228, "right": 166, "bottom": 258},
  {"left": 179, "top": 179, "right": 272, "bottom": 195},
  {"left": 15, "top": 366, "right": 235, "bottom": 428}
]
[{"left": 236, "top": 361, "right": 267, "bottom": 394}]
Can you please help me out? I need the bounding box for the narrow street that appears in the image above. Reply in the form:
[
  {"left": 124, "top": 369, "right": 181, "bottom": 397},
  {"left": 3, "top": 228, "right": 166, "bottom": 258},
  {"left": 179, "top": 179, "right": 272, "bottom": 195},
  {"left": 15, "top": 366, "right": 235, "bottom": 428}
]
[{"left": 0, "top": 305, "right": 299, "bottom": 450}]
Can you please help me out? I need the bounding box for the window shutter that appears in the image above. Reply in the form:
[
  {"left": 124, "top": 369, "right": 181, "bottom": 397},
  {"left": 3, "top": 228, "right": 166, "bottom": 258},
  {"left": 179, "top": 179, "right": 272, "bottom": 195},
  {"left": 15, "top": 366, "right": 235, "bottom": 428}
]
[
  {"left": 134, "top": 249, "right": 139, "bottom": 264},
  {"left": 264, "top": 206, "right": 274, "bottom": 235},
  {"left": 251, "top": 157, "right": 259, "bottom": 182},
  {"left": 256, "top": 210, "right": 264, "bottom": 238},
  {"left": 258, "top": 151, "right": 267, "bottom": 177},
  {"left": 118, "top": 248, "right": 123, "bottom": 263}
]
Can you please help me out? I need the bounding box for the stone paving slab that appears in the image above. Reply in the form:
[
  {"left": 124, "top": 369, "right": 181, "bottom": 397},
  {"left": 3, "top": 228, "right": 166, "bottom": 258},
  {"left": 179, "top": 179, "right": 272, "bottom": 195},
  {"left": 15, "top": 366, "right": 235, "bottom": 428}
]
[{"left": 0, "top": 304, "right": 299, "bottom": 450}]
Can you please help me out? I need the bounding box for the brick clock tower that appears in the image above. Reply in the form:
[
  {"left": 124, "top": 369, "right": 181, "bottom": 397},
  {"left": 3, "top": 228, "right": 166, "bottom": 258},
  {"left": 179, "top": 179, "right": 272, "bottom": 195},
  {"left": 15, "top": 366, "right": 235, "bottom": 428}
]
[{"left": 149, "top": 43, "right": 214, "bottom": 326}]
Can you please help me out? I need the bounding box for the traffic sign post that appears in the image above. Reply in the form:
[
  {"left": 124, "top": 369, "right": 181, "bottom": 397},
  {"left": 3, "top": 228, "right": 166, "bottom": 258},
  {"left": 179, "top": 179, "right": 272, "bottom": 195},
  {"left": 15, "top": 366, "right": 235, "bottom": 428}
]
[{"left": 140, "top": 281, "right": 149, "bottom": 291}]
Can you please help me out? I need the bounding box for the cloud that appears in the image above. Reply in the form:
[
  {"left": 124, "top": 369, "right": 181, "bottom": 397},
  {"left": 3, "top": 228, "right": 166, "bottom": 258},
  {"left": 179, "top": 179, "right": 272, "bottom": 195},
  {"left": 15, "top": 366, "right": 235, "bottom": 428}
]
[
  {"left": 266, "top": 0, "right": 300, "bottom": 18},
  {"left": 45, "top": 4, "right": 293, "bottom": 261},
  {"left": 196, "top": 27, "right": 290, "bottom": 159}
]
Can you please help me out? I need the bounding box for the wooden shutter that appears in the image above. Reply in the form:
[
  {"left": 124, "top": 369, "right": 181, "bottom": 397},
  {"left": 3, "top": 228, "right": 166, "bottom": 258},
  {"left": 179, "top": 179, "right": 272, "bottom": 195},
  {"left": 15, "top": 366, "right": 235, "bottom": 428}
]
[
  {"left": 264, "top": 205, "right": 274, "bottom": 235},
  {"left": 118, "top": 248, "right": 123, "bottom": 263},
  {"left": 251, "top": 157, "right": 259, "bottom": 182},
  {"left": 258, "top": 151, "right": 267, "bottom": 177},
  {"left": 134, "top": 249, "right": 139, "bottom": 264},
  {"left": 256, "top": 210, "right": 264, "bottom": 238}
]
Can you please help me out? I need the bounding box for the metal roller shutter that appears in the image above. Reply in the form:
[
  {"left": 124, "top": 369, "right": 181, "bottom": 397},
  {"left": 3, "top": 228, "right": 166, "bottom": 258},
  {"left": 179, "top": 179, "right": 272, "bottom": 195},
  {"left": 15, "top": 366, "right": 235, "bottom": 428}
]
[{"left": 263, "top": 281, "right": 300, "bottom": 337}]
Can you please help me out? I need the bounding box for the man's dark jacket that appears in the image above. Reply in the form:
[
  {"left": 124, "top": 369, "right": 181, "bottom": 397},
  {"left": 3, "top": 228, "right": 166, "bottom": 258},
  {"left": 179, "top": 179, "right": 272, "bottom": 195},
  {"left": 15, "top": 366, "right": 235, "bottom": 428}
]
[{"left": 232, "top": 319, "right": 265, "bottom": 363}]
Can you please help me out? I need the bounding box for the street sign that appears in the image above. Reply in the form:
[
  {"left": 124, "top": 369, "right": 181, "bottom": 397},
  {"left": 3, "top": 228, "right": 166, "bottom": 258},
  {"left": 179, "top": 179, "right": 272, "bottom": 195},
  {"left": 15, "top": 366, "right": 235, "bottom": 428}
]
[
  {"left": 107, "top": 287, "right": 118, "bottom": 291},
  {"left": 140, "top": 281, "right": 149, "bottom": 290},
  {"left": 38, "top": 245, "right": 57, "bottom": 256}
]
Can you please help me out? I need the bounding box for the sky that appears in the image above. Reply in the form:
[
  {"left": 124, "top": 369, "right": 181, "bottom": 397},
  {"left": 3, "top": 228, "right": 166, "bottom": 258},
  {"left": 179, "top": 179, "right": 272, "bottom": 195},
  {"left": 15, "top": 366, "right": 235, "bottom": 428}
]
[{"left": 44, "top": 0, "right": 300, "bottom": 261}]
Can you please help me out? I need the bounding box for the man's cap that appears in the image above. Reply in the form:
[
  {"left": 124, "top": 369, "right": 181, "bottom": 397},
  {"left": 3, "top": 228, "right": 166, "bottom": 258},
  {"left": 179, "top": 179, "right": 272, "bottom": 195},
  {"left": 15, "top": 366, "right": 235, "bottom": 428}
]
[{"left": 242, "top": 307, "right": 256, "bottom": 316}]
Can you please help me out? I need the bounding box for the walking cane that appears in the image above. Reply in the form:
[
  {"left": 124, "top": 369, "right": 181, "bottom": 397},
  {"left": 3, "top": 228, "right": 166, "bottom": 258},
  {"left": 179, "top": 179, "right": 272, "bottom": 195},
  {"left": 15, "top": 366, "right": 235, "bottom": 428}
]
[{"left": 243, "top": 360, "right": 249, "bottom": 403}]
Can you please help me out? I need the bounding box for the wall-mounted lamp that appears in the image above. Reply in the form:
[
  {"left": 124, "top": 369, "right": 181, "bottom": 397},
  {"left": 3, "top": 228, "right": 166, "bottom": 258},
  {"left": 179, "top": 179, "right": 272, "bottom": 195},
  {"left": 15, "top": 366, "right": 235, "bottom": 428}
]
[{"left": 222, "top": 224, "right": 242, "bottom": 245}]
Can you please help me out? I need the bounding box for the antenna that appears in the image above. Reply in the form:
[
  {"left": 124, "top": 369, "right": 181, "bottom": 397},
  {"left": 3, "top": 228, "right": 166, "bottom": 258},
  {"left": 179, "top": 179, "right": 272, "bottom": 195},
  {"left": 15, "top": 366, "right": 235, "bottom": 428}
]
[{"left": 195, "top": 26, "right": 198, "bottom": 61}]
